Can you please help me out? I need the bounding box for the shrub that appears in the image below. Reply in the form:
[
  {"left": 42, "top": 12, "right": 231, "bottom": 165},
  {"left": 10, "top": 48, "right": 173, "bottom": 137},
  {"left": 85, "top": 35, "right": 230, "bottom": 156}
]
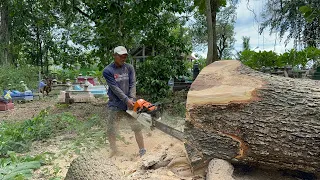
[
  {"left": 0, "top": 110, "right": 78, "bottom": 156},
  {"left": 0, "top": 65, "right": 39, "bottom": 93},
  {"left": 136, "top": 55, "right": 188, "bottom": 102}
]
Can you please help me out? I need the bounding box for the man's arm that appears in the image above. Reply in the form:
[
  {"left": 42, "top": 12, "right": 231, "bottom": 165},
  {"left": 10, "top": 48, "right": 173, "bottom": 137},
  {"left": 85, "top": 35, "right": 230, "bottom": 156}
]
[
  {"left": 103, "top": 68, "right": 129, "bottom": 103},
  {"left": 128, "top": 65, "right": 136, "bottom": 100}
]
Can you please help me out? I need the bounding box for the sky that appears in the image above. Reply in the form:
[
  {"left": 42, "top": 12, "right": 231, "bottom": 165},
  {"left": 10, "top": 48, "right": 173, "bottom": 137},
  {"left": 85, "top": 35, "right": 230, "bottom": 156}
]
[{"left": 194, "top": 0, "right": 295, "bottom": 58}]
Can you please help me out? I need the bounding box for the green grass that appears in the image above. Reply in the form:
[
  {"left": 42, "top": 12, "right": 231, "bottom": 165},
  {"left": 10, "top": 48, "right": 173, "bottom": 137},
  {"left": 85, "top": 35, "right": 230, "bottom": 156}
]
[{"left": 0, "top": 108, "right": 107, "bottom": 179}]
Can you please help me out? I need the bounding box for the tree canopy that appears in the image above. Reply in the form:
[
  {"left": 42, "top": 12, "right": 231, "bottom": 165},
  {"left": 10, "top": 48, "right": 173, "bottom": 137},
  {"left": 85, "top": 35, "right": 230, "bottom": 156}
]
[{"left": 261, "top": 0, "right": 320, "bottom": 48}]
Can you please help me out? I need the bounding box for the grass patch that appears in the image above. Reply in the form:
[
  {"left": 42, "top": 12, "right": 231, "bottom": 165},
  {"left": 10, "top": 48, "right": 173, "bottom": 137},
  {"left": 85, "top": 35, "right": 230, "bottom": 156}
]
[{"left": 0, "top": 108, "right": 107, "bottom": 179}]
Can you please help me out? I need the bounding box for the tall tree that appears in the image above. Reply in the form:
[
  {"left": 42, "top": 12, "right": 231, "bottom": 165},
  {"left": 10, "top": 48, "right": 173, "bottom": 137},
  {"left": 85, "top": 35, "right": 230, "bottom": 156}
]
[
  {"left": 191, "top": 4, "right": 236, "bottom": 60},
  {"left": 242, "top": 36, "right": 250, "bottom": 51},
  {"left": 0, "top": 0, "right": 9, "bottom": 65},
  {"left": 216, "top": 5, "right": 236, "bottom": 59},
  {"left": 194, "top": 0, "right": 240, "bottom": 65},
  {"left": 205, "top": 0, "right": 215, "bottom": 64}
]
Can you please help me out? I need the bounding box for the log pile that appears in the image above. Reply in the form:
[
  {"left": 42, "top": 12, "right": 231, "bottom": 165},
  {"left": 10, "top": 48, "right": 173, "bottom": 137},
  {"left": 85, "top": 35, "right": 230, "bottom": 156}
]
[{"left": 184, "top": 60, "right": 320, "bottom": 175}]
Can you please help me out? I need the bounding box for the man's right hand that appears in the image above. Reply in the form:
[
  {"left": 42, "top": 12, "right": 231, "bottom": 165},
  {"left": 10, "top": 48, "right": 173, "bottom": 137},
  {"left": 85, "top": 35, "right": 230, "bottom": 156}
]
[{"left": 127, "top": 99, "right": 135, "bottom": 110}]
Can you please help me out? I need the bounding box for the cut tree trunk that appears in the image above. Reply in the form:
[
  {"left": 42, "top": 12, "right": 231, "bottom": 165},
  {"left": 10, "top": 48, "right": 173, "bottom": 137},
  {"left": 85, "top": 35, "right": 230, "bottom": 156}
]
[
  {"left": 65, "top": 152, "right": 123, "bottom": 180},
  {"left": 184, "top": 60, "right": 320, "bottom": 175}
]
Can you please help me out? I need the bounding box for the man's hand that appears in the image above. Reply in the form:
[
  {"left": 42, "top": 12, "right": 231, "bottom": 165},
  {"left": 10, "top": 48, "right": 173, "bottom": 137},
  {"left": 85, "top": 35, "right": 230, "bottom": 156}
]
[{"left": 127, "top": 99, "right": 135, "bottom": 110}]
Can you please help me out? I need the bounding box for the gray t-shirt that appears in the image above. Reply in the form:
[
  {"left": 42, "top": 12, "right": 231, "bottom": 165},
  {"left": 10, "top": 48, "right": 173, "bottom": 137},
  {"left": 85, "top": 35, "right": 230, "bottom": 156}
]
[{"left": 103, "top": 62, "right": 136, "bottom": 110}]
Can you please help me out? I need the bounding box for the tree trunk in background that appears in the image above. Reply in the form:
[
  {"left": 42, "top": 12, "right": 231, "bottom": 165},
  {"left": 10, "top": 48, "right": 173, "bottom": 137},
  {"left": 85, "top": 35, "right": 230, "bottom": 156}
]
[
  {"left": 0, "top": 0, "right": 10, "bottom": 65},
  {"left": 185, "top": 60, "right": 320, "bottom": 175},
  {"left": 205, "top": 0, "right": 218, "bottom": 65},
  {"left": 205, "top": 0, "right": 214, "bottom": 65},
  {"left": 36, "top": 27, "right": 43, "bottom": 72},
  {"left": 211, "top": 0, "right": 218, "bottom": 62}
]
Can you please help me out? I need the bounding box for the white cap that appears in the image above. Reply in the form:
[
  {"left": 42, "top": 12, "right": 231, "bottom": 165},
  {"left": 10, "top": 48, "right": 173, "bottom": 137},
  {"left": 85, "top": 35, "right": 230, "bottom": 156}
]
[{"left": 114, "top": 46, "right": 128, "bottom": 55}]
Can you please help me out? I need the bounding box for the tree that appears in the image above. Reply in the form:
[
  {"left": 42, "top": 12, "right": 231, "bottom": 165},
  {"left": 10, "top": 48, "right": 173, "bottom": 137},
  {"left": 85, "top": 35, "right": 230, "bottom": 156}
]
[
  {"left": 242, "top": 36, "right": 250, "bottom": 51},
  {"left": 191, "top": 4, "right": 236, "bottom": 60},
  {"left": 299, "top": 6, "right": 320, "bottom": 22},
  {"left": 185, "top": 60, "right": 320, "bottom": 174},
  {"left": 216, "top": 5, "right": 236, "bottom": 59},
  {"left": 0, "top": 0, "right": 10, "bottom": 65},
  {"left": 261, "top": 0, "right": 320, "bottom": 48}
]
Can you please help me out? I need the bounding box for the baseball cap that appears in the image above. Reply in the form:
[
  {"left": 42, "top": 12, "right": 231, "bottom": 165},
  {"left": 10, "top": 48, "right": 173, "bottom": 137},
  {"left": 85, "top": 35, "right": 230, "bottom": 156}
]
[{"left": 114, "top": 46, "right": 128, "bottom": 55}]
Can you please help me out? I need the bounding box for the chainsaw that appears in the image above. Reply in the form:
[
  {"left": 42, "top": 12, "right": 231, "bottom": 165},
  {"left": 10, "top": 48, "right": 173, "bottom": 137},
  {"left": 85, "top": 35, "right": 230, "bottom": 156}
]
[{"left": 126, "top": 99, "right": 184, "bottom": 141}]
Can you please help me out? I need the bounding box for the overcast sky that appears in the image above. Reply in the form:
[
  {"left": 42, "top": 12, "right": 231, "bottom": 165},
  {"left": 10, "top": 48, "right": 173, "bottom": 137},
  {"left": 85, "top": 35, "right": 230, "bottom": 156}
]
[{"left": 194, "top": 0, "right": 295, "bottom": 58}]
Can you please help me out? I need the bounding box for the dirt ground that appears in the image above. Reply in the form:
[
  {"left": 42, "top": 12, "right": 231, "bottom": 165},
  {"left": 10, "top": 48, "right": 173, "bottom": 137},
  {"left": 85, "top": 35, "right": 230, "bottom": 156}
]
[
  {"left": 0, "top": 97, "right": 317, "bottom": 180},
  {"left": 0, "top": 97, "right": 56, "bottom": 122}
]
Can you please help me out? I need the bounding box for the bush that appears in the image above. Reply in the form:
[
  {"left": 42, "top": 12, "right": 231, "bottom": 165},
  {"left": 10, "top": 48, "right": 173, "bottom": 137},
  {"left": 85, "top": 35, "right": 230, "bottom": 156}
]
[
  {"left": 136, "top": 55, "right": 188, "bottom": 102},
  {"left": 0, "top": 110, "right": 78, "bottom": 156},
  {"left": 240, "top": 47, "right": 320, "bottom": 69},
  {"left": 0, "top": 65, "right": 39, "bottom": 93},
  {"left": 240, "top": 50, "right": 280, "bottom": 70}
]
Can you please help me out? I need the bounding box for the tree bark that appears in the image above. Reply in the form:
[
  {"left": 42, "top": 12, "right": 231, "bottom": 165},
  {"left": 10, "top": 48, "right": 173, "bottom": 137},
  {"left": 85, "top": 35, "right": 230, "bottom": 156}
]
[
  {"left": 211, "top": 0, "right": 218, "bottom": 63},
  {"left": 205, "top": 0, "right": 214, "bottom": 65},
  {"left": 184, "top": 60, "right": 320, "bottom": 175},
  {"left": 0, "top": 0, "right": 9, "bottom": 65},
  {"left": 218, "top": 34, "right": 227, "bottom": 59},
  {"left": 206, "top": 0, "right": 218, "bottom": 65},
  {"left": 65, "top": 152, "right": 122, "bottom": 180}
]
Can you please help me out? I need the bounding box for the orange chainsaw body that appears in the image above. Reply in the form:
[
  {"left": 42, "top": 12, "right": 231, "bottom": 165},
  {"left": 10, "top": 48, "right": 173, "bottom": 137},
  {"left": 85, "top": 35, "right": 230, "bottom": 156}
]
[{"left": 133, "top": 99, "right": 157, "bottom": 113}]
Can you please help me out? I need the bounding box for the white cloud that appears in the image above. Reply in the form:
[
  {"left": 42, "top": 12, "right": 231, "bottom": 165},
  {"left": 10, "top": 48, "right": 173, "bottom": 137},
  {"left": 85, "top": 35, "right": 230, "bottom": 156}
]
[{"left": 234, "top": 0, "right": 294, "bottom": 53}]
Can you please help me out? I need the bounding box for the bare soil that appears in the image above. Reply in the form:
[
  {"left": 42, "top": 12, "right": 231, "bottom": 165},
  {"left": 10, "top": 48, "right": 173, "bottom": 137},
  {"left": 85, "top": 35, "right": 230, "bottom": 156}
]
[{"left": 0, "top": 97, "right": 56, "bottom": 122}]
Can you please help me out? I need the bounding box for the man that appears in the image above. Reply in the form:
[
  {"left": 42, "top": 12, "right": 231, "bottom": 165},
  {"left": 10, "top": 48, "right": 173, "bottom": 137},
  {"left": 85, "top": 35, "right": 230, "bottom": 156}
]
[{"left": 103, "top": 46, "right": 146, "bottom": 157}]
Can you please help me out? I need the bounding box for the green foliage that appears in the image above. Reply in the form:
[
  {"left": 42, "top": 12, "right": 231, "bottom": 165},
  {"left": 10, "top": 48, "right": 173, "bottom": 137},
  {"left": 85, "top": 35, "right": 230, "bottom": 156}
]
[
  {"left": 242, "top": 50, "right": 279, "bottom": 70},
  {"left": 0, "top": 151, "right": 51, "bottom": 180},
  {"left": 193, "top": 0, "right": 227, "bottom": 14},
  {"left": 2, "top": 0, "right": 196, "bottom": 100},
  {"left": 242, "top": 36, "right": 250, "bottom": 51},
  {"left": 0, "top": 110, "right": 79, "bottom": 156},
  {"left": 299, "top": 6, "right": 320, "bottom": 22},
  {"left": 261, "top": 0, "right": 319, "bottom": 47},
  {"left": 190, "top": 4, "right": 237, "bottom": 59},
  {"left": 0, "top": 108, "right": 107, "bottom": 179},
  {"left": 0, "top": 65, "right": 39, "bottom": 93},
  {"left": 240, "top": 47, "right": 320, "bottom": 69},
  {"left": 52, "top": 68, "right": 80, "bottom": 82},
  {"left": 52, "top": 66, "right": 101, "bottom": 82},
  {"left": 137, "top": 55, "right": 188, "bottom": 102}
]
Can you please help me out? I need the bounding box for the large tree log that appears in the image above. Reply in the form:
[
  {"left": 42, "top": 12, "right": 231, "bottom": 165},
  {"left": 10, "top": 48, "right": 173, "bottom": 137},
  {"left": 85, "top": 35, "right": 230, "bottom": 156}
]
[{"left": 184, "top": 60, "right": 320, "bottom": 175}]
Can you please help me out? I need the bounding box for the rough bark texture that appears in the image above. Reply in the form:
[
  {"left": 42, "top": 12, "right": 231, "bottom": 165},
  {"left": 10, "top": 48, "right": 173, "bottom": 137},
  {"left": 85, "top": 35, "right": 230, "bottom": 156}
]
[
  {"left": 210, "top": 0, "right": 218, "bottom": 63},
  {"left": 185, "top": 60, "right": 320, "bottom": 175},
  {"left": 0, "top": 0, "right": 9, "bottom": 65},
  {"left": 65, "top": 152, "right": 123, "bottom": 180},
  {"left": 205, "top": 0, "right": 214, "bottom": 65}
]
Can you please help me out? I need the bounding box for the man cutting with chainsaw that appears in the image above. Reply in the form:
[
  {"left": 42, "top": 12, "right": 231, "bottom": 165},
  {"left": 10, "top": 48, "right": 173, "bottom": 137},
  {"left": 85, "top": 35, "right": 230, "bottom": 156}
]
[{"left": 103, "top": 46, "right": 146, "bottom": 158}]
